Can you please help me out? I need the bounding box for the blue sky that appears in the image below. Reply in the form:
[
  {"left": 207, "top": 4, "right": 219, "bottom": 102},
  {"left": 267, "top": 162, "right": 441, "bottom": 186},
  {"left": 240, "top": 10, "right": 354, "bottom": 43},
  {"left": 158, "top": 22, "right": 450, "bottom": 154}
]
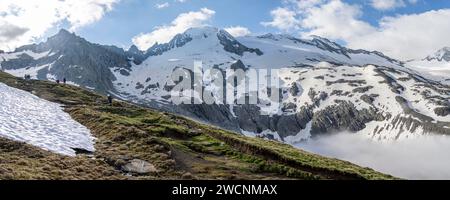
[{"left": 1, "top": 0, "right": 450, "bottom": 60}]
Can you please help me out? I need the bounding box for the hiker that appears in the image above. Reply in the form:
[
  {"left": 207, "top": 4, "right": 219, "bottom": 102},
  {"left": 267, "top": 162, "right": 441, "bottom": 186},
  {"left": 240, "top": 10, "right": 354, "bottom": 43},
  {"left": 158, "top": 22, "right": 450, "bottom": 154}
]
[
  {"left": 56, "top": 79, "right": 60, "bottom": 84},
  {"left": 63, "top": 78, "right": 66, "bottom": 84},
  {"left": 107, "top": 94, "right": 113, "bottom": 106}
]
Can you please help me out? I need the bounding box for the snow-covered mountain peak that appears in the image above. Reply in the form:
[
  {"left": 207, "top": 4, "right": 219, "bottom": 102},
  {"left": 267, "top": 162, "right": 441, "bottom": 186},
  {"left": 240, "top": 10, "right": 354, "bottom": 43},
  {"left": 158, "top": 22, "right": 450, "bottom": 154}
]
[
  {"left": 46, "top": 29, "right": 85, "bottom": 46},
  {"left": 183, "top": 26, "right": 220, "bottom": 38},
  {"left": 144, "top": 26, "right": 262, "bottom": 57},
  {"left": 54, "top": 29, "right": 76, "bottom": 38},
  {"left": 406, "top": 47, "right": 450, "bottom": 85}
]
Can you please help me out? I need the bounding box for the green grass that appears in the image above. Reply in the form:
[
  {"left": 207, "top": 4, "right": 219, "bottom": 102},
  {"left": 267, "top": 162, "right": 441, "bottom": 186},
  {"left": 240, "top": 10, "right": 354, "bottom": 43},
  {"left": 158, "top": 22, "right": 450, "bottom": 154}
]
[{"left": 0, "top": 71, "right": 396, "bottom": 180}]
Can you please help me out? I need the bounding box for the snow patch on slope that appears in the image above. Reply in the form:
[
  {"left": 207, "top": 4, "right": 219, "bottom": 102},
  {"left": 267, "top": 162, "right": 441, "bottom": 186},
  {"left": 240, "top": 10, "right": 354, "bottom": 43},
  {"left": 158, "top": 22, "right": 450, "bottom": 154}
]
[
  {"left": 0, "top": 83, "right": 95, "bottom": 156},
  {"left": 0, "top": 50, "right": 51, "bottom": 61},
  {"left": 5, "top": 63, "right": 52, "bottom": 79}
]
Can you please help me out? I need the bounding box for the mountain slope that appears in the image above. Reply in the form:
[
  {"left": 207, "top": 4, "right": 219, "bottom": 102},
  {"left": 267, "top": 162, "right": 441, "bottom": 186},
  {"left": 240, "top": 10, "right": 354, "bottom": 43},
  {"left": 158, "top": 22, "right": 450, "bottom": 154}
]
[
  {"left": 0, "top": 71, "right": 393, "bottom": 180},
  {"left": 0, "top": 29, "right": 144, "bottom": 93}
]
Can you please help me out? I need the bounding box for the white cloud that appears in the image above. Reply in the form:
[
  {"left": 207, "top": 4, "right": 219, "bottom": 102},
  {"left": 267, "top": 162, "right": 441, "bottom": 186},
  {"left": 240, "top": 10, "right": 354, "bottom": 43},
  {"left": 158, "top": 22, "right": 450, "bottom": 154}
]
[
  {"left": 299, "top": 0, "right": 375, "bottom": 41},
  {"left": 348, "top": 9, "right": 450, "bottom": 60},
  {"left": 261, "top": 7, "right": 300, "bottom": 31},
  {"left": 155, "top": 2, "right": 170, "bottom": 9},
  {"left": 224, "top": 26, "right": 251, "bottom": 37},
  {"left": 132, "top": 8, "right": 215, "bottom": 50},
  {"left": 0, "top": 0, "right": 119, "bottom": 51},
  {"left": 264, "top": 0, "right": 450, "bottom": 60},
  {"left": 370, "top": 0, "right": 405, "bottom": 11}
]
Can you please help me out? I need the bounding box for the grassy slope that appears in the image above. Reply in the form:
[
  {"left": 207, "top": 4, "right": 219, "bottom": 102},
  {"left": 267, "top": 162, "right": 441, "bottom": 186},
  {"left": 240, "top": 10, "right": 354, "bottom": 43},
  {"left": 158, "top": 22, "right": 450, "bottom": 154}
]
[{"left": 0, "top": 72, "right": 395, "bottom": 180}]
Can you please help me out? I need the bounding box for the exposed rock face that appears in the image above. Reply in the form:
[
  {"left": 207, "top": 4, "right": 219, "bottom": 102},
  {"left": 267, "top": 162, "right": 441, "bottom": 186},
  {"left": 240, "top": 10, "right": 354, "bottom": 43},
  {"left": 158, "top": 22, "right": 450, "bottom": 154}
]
[
  {"left": 0, "top": 29, "right": 133, "bottom": 93},
  {"left": 290, "top": 82, "right": 301, "bottom": 96},
  {"left": 230, "top": 60, "right": 247, "bottom": 71},
  {"left": 353, "top": 86, "right": 374, "bottom": 93},
  {"left": 217, "top": 30, "right": 263, "bottom": 56},
  {"left": 229, "top": 104, "right": 314, "bottom": 138},
  {"left": 146, "top": 33, "right": 193, "bottom": 57},
  {"left": 435, "top": 107, "right": 450, "bottom": 116},
  {"left": 310, "top": 101, "right": 381, "bottom": 134}
]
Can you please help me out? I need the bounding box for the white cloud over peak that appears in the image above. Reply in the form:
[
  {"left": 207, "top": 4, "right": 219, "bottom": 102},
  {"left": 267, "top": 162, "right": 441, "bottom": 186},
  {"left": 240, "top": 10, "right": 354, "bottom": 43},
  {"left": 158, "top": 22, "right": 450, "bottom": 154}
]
[
  {"left": 261, "top": 7, "right": 300, "bottom": 31},
  {"left": 264, "top": 0, "right": 450, "bottom": 60},
  {"left": 132, "top": 8, "right": 215, "bottom": 50},
  {"left": 300, "top": 0, "right": 375, "bottom": 41},
  {"left": 224, "top": 26, "right": 252, "bottom": 37},
  {"left": 0, "top": 0, "right": 119, "bottom": 51}
]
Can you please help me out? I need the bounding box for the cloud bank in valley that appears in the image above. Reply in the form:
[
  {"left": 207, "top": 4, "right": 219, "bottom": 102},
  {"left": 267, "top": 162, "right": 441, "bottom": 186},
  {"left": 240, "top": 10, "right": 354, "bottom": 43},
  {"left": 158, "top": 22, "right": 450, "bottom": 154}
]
[{"left": 296, "top": 133, "right": 450, "bottom": 180}]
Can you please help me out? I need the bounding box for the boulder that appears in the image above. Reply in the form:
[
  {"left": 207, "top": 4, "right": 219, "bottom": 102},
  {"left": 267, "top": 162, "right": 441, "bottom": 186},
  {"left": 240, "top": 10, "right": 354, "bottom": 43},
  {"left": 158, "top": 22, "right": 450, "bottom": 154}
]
[{"left": 121, "top": 159, "right": 158, "bottom": 174}]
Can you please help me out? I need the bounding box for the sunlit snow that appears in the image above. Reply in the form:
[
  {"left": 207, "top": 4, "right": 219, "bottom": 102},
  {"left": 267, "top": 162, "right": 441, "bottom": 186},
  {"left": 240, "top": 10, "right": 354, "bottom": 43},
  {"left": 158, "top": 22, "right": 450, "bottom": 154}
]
[{"left": 0, "top": 83, "right": 95, "bottom": 156}]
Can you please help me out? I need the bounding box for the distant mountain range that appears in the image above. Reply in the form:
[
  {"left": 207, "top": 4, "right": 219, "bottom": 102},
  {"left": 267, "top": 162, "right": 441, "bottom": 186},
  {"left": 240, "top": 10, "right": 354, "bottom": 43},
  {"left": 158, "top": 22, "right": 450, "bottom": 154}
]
[
  {"left": 1, "top": 27, "right": 449, "bottom": 144},
  {"left": 407, "top": 47, "right": 450, "bottom": 85}
]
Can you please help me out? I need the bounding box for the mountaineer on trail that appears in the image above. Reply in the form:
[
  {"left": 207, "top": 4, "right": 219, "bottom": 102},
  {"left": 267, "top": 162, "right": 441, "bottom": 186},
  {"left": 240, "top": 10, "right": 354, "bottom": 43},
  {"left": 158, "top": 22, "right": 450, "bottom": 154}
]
[{"left": 107, "top": 94, "right": 113, "bottom": 106}]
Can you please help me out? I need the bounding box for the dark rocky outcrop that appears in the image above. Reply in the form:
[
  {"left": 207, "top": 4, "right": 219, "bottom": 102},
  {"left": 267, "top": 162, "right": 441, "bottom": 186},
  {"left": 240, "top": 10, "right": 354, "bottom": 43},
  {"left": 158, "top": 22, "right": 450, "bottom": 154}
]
[
  {"left": 290, "top": 82, "right": 301, "bottom": 96},
  {"left": 310, "top": 101, "right": 382, "bottom": 135},
  {"left": 230, "top": 60, "right": 247, "bottom": 71},
  {"left": 435, "top": 107, "right": 450, "bottom": 117},
  {"left": 217, "top": 30, "right": 263, "bottom": 56}
]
